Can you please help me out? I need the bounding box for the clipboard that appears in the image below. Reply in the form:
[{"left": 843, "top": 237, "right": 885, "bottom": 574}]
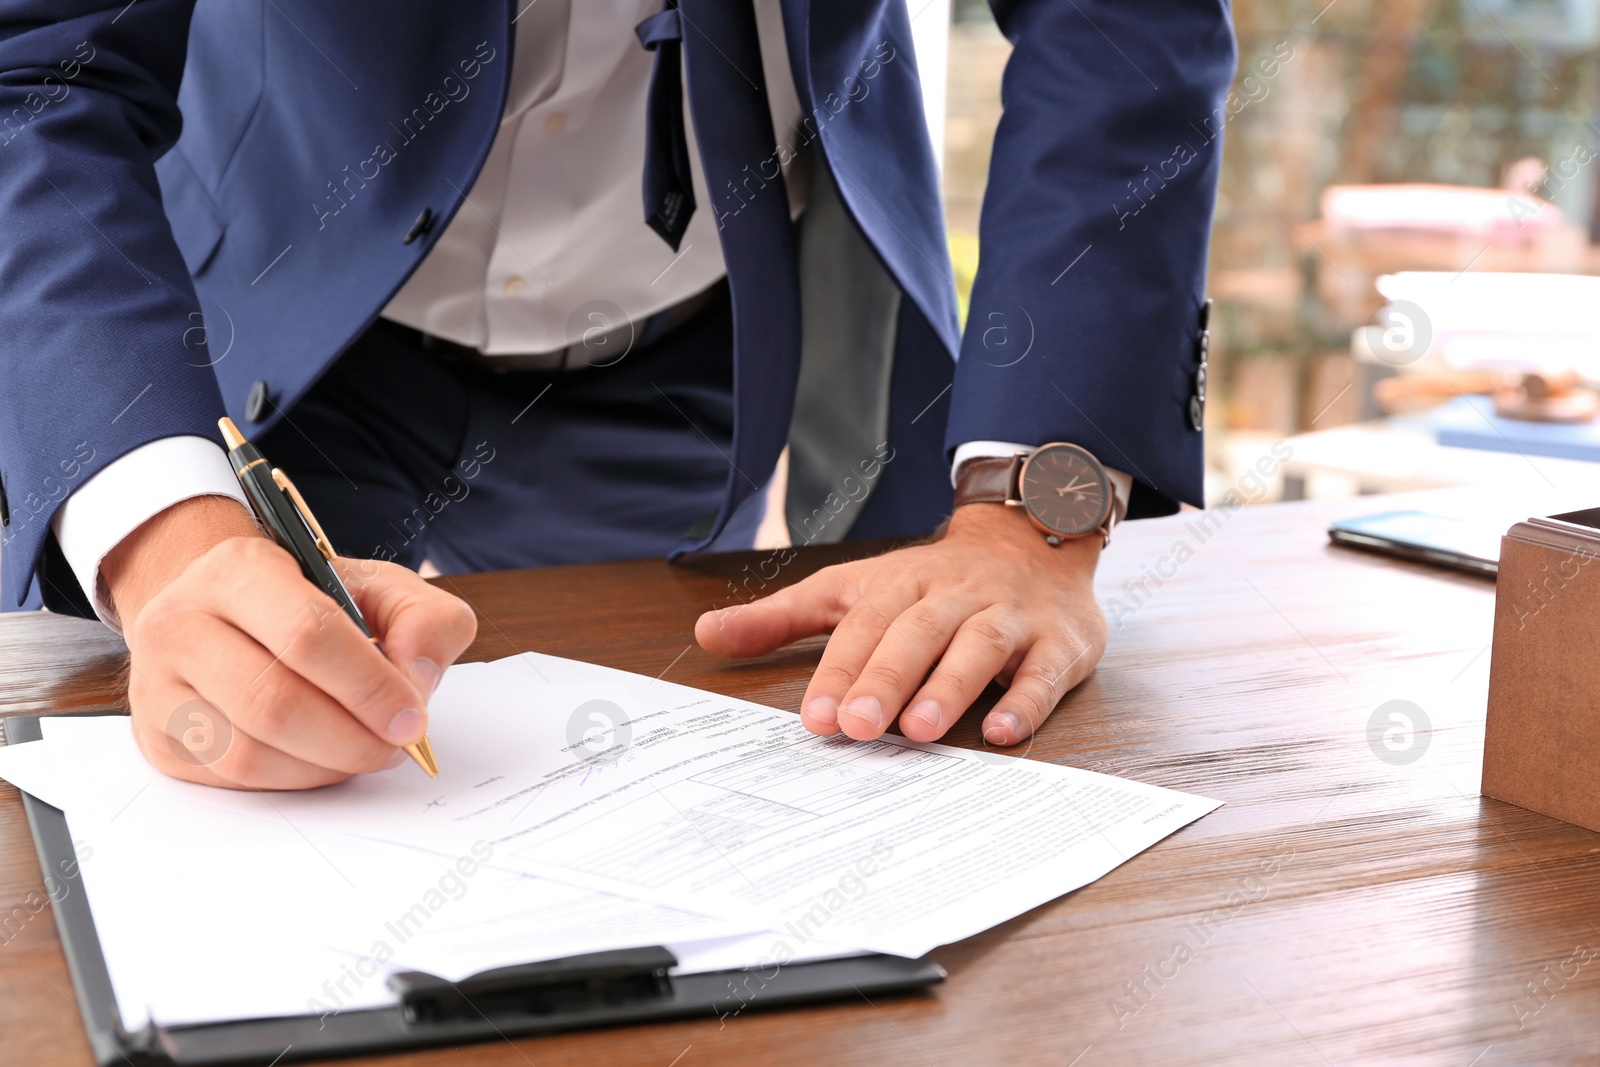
[{"left": 5, "top": 713, "right": 945, "bottom": 1066}]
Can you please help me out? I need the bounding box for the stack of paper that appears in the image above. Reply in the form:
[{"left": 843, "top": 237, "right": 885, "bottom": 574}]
[
  {"left": 1377, "top": 271, "right": 1600, "bottom": 377},
  {"left": 0, "top": 652, "right": 1219, "bottom": 1032}
]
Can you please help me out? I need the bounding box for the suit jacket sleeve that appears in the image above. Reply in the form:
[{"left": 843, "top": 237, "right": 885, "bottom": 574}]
[
  {"left": 0, "top": 0, "right": 227, "bottom": 612},
  {"left": 945, "top": 0, "right": 1238, "bottom": 518}
]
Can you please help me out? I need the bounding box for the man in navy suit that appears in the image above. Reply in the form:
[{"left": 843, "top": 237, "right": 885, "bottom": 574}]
[{"left": 0, "top": 1, "right": 1235, "bottom": 788}]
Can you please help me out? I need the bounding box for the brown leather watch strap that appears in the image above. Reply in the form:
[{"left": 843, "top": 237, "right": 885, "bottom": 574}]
[{"left": 953, "top": 455, "right": 1022, "bottom": 509}]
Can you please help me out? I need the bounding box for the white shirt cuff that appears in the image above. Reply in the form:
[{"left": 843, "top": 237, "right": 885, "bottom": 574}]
[
  {"left": 951, "top": 440, "right": 1133, "bottom": 526},
  {"left": 51, "top": 435, "right": 249, "bottom": 630}
]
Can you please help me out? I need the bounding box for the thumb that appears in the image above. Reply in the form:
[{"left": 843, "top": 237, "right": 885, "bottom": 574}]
[
  {"left": 336, "top": 558, "right": 479, "bottom": 700},
  {"left": 696, "top": 563, "right": 854, "bottom": 658}
]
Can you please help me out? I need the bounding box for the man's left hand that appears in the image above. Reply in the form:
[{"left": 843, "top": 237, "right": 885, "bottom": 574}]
[{"left": 695, "top": 503, "right": 1107, "bottom": 746}]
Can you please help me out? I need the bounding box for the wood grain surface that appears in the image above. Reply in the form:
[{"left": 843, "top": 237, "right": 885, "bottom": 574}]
[{"left": 4, "top": 491, "right": 1600, "bottom": 1066}]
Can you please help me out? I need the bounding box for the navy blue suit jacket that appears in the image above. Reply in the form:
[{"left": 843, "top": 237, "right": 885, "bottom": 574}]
[{"left": 0, "top": 0, "right": 1235, "bottom": 614}]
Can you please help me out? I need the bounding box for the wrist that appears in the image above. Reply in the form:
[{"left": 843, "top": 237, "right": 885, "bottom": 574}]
[
  {"left": 101, "top": 495, "right": 262, "bottom": 628},
  {"left": 946, "top": 502, "right": 1101, "bottom": 576}
]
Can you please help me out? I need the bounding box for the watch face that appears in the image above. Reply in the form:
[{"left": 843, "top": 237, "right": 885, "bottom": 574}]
[{"left": 1019, "top": 443, "right": 1112, "bottom": 538}]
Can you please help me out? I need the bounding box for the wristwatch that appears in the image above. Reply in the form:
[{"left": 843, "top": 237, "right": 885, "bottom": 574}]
[{"left": 954, "top": 442, "right": 1121, "bottom": 547}]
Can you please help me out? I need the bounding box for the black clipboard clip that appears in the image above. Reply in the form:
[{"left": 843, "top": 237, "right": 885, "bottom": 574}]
[{"left": 388, "top": 947, "right": 678, "bottom": 1024}]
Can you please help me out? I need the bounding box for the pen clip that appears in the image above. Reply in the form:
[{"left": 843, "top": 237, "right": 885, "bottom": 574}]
[{"left": 271, "top": 468, "right": 337, "bottom": 562}]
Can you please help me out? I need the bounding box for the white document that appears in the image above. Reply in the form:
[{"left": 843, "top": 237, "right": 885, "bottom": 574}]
[
  {"left": 15, "top": 653, "right": 1222, "bottom": 961},
  {"left": 17, "top": 774, "right": 755, "bottom": 1030}
]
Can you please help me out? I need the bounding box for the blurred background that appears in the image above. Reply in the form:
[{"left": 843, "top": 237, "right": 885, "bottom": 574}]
[{"left": 940, "top": 0, "right": 1600, "bottom": 510}]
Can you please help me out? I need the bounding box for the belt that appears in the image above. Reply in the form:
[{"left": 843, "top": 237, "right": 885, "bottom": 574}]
[{"left": 410, "top": 280, "right": 725, "bottom": 374}]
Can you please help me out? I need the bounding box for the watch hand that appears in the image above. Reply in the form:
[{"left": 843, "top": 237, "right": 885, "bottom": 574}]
[{"left": 1054, "top": 478, "right": 1096, "bottom": 496}]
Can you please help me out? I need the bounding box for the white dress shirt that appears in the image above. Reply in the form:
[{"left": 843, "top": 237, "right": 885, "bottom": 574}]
[
  {"left": 53, "top": 1, "right": 1109, "bottom": 627},
  {"left": 382, "top": 0, "right": 805, "bottom": 353}
]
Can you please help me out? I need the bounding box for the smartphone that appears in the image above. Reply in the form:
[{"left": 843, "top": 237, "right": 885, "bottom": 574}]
[{"left": 1327, "top": 509, "right": 1500, "bottom": 578}]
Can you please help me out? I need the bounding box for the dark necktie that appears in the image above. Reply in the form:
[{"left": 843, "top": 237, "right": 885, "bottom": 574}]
[
  {"left": 634, "top": 1, "right": 695, "bottom": 251},
  {"left": 635, "top": 0, "right": 803, "bottom": 552}
]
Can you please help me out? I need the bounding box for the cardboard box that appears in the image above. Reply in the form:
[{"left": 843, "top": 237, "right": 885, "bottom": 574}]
[{"left": 1483, "top": 507, "right": 1600, "bottom": 832}]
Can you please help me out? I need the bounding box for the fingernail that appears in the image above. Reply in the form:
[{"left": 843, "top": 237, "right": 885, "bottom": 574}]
[
  {"left": 843, "top": 695, "right": 884, "bottom": 730},
  {"left": 905, "top": 700, "right": 941, "bottom": 731},
  {"left": 984, "top": 710, "right": 1020, "bottom": 746},
  {"left": 805, "top": 697, "right": 839, "bottom": 727},
  {"left": 381, "top": 749, "right": 407, "bottom": 771},
  {"left": 387, "top": 708, "right": 425, "bottom": 745},
  {"left": 410, "top": 657, "right": 442, "bottom": 700}
]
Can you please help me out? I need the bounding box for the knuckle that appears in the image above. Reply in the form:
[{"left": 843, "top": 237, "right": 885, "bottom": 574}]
[
  {"left": 1046, "top": 634, "right": 1098, "bottom": 685},
  {"left": 953, "top": 570, "right": 992, "bottom": 599},
  {"left": 1009, "top": 676, "right": 1057, "bottom": 722},
  {"left": 844, "top": 595, "right": 889, "bottom": 626},
  {"left": 237, "top": 669, "right": 295, "bottom": 738},
  {"left": 965, "top": 615, "right": 1012, "bottom": 656},
  {"left": 1030, "top": 643, "right": 1073, "bottom": 685},
  {"left": 322, "top": 736, "right": 386, "bottom": 776},
  {"left": 132, "top": 725, "right": 185, "bottom": 780},
  {"left": 187, "top": 540, "right": 230, "bottom": 579},
  {"left": 239, "top": 534, "right": 279, "bottom": 560},
  {"left": 859, "top": 662, "right": 913, "bottom": 694},
  {"left": 904, "top": 562, "right": 938, "bottom": 594},
  {"left": 344, "top": 659, "right": 406, "bottom": 719},
  {"left": 930, "top": 662, "right": 986, "bottom": 698},
  {"left": 832, "top": 604, "right": 878, "bottom": 637},
  {"left": 128, "top": 597, "right": 190, "bottom": 651},
  {"left": 812, "top": 661, "right": 858, "bottom": 692},
  {"left": 828, "top": 572, "right": 864, "bottom": 614},
  {"left": 896, "top": 608, "right": 946, "bottom": 647},
  {"left": 213, "top": 734, "right": 265, "bottom": 785},
  {"left": 284, "top": 599, "right": 331, "bottom": 648},
  {"left": 215, "top": 534, "right": 273, "bottom": 573}
]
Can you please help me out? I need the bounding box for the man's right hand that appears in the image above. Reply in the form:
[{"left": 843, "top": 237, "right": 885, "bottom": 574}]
[{"left": 103, "top": 496, "right": 478, "bottom": 789}]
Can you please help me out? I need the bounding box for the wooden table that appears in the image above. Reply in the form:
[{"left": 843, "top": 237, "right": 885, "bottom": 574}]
[{"left": 5, "top": 491, "right": 1600, "bottom": 1066}]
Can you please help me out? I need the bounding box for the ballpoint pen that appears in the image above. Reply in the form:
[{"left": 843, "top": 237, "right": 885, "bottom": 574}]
[{"left": 218, "top": 417, "right": 439, "bottom": 777}]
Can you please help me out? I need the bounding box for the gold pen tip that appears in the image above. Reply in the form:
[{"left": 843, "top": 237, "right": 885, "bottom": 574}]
[
  {"left": 406, "top": 736, "right": 439, "bottom": 778},
  {"left": 218, "top": 417, "right": 248, "bottom": 450}
]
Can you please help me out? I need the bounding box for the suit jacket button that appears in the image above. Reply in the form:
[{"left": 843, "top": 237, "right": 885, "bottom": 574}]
[
  {"left": 1189, "top": 394, "right": 1204, "bottom": 431},
  {"left": 404, "top": 207, "right": 435, "bottom": 245},
  {"left": 245, "top": 380, "right": 271, "bottom": 422}
]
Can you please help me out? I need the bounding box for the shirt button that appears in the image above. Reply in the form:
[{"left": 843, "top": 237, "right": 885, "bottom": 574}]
[
  {"left": 544, "top": 112, "right": 567, "bottom": 136},
  {"left": 503, "top": 276, "right": 527, "bottom": 296}
]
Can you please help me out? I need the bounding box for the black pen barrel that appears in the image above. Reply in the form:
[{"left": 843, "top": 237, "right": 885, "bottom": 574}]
[{"left": 231, "top": 455, "right": 373, "bottom": 639}]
